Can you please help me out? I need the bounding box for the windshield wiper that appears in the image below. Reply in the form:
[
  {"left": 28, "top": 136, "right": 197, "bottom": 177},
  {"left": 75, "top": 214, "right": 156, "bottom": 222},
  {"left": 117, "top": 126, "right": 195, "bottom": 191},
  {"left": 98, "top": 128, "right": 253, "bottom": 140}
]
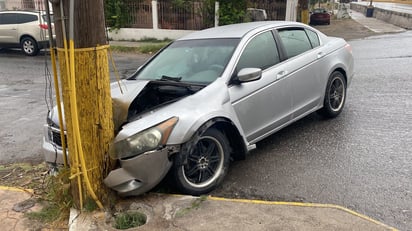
[{"left": 160, "top": 75, "right": 182, "bottom": 82}]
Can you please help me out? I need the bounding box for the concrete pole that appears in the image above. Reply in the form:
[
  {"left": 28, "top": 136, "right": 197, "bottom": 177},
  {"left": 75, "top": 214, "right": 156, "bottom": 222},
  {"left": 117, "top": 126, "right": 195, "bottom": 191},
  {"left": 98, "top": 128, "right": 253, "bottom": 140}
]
[
  {"left": 285, "top": 0, "right": 298, "bottom": 21},
  {"left": 152, "top": 0, "right": 158, "bottom": 29},
  {"left": 51, "top": 0, "right": 115, "bottom": 209},
  {"left": 215, "top": 1, "right": 219, "bottom": 27}
]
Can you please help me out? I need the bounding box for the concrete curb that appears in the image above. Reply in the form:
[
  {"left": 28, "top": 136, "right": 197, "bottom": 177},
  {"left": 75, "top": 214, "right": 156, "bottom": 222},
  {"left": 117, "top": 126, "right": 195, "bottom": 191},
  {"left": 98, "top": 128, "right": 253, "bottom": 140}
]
[
  {"left": 208, "top": 196, "right": 398, "bottom": 230},
  {"left": 67, "top": 193, "right": 398, "bottom": 231}
]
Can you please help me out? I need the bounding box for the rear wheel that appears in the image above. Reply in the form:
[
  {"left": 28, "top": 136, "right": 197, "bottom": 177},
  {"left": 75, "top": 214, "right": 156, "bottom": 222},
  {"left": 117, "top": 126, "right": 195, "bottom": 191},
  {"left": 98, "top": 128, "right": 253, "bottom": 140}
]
[
  {"left": 21, "top": 37, "right": 39, "bottom": 56},
  {"left": 173, "top": 128, "right": 230, "bottom": 195},
  {"left": 318, "top": 71, "right": 347, "bottom": 118}
]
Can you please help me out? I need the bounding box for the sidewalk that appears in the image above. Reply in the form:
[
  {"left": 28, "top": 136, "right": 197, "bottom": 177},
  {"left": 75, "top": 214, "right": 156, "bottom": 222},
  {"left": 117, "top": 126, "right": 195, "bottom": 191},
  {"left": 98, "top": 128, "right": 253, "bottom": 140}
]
[
  {"left": 350, "top": 10, "right": 406, "bottom": 33},
  {"left": 0, "top": 187, "right": 397, "bottom": 230}
]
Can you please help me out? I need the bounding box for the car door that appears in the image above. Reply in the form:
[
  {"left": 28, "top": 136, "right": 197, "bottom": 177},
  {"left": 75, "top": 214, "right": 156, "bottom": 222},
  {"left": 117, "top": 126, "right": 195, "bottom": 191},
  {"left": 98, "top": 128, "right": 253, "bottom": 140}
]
[
  {"left": 229, "top": 30, "right": 293, "bottom": 143},
  {"left": 276, "top": 27, "right": 324, "bottom": 119},
  {"left": 0, "top": 13, "right": 18, "bottom": 43}
]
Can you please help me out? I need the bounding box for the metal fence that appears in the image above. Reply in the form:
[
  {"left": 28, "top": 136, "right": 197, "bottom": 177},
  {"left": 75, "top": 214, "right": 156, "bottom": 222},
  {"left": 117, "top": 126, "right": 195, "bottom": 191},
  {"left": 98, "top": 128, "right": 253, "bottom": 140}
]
[
  {"left": 125, "top": 0, "right": 153, "bottom": 28},
  {"left": 248, "top": 0, "right": 287, "bottom": 20},
  {"left": 158, "top": 1, "right": 213, "bottom": 30},
  {"left": 123, "top": 0, "right": 214, "bottom": 30},
  {"left": 0, "top": 0, "right": 47, "bottom": 11},
  {"left": 1, "top": 0, "right": 287, "bottom": 30}
]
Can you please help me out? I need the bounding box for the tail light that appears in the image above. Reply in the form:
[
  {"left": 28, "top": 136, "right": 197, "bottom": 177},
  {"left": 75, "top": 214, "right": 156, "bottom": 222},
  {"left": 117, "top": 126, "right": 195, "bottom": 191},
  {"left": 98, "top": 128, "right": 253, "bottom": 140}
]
[{"left": 39, "top": 24, "right": 48, "bottom": 30}]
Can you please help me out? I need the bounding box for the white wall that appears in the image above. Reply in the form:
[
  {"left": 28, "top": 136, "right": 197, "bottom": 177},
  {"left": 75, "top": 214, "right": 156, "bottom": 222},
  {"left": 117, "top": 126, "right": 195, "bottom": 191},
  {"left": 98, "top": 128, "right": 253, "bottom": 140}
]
[{"left": 108, "top": 28, "right": 196, "bottom": 41}]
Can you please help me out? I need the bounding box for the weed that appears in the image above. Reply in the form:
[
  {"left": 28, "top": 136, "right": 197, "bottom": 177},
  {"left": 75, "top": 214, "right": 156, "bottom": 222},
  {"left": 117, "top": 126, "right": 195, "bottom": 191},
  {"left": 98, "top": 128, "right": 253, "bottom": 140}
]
[
  {"left": 113, "top": 211, "right": 147, "bottom": 229},
  {"left": 110, "top": 43, "right": 168, "bottom": 54},
  {"left": 138, "top": 43, "right": 168, "bottom": 54},
  {"left": 110, "top": 45, "right": 140, "bottom": 53},
  {"left": 84, "top": 197, "right": 98, "bottom": 212},
  {"left": 175, "top": 196, "right": 207, "bottom": 218},
  {"left": 139, "top": 37, "right": 172, "bottom": 43},
  {"left": 26, "top": 168, "right": 72, "bottom": 223}
]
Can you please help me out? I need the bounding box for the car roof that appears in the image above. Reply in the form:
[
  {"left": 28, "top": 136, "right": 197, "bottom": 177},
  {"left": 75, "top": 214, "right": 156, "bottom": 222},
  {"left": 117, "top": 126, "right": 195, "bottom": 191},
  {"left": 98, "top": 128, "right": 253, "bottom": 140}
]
[
  {"left": 0, "top": 10, "right": 46, "bottom": 14},
  {"left": 178, "top": 21, "right": 306, "bottom": 40}
]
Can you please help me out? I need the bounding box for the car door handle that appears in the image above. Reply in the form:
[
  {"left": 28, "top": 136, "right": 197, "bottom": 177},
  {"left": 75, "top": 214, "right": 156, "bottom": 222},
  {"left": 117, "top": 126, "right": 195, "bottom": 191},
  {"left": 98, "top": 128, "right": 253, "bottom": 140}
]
[
  {"left": 317, "top": 52, "right": 325, "bottom": 59},
  {"left": 276, "top": 71, "right": 288, "bottom": 80}
]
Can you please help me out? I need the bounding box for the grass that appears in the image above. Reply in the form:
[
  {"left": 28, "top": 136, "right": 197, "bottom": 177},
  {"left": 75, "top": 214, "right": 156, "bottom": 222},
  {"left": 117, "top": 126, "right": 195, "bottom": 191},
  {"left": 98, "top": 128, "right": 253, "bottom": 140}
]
[
  {"left": 25, "top": 168, "right": 73, "bottom": 223},
  {"left": 110, "top": 42, "right": 168, "bottom": 54},
  {"left": 175, "top": 195, "right": 207, "bottom": 218},
  {"left": 113, "top": 211, "right": 147, "bottom": 229}
]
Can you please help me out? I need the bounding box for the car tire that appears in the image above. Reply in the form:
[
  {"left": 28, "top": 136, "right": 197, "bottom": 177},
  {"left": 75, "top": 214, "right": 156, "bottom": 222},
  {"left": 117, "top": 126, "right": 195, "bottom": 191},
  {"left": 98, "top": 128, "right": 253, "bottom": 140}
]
[
  {"left": 173, "top": 128, "right": 230, "bottom": 195},
  {"left": 21, "top": 37, "right": 39, "bottom": 56},
  {"left": 318, "top": 71, "right": 347, "bottom": 118}
]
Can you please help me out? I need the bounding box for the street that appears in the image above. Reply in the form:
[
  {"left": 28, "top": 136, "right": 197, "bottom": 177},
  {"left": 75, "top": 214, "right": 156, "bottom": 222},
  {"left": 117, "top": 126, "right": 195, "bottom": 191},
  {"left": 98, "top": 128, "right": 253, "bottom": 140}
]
[
  {"left": 212, "top": 31, "right": 412, "bottom": 230},
  {"left": 0, "top": 31, "right": 411, "bottom": 230}
]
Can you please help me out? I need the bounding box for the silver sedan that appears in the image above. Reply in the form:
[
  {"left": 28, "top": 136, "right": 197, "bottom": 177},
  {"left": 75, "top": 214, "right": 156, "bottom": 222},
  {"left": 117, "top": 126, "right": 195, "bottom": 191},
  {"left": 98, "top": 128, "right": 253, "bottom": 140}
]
[{"left": 43, "top": 21, "right": 354, "bottom": 196}]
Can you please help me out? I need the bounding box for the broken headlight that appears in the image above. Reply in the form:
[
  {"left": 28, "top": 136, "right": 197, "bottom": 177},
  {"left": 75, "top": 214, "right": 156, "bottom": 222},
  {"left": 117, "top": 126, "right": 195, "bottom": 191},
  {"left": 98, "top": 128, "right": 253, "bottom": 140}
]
[{"left": 109, "top": 117, "right": 178, "bottom": 159}]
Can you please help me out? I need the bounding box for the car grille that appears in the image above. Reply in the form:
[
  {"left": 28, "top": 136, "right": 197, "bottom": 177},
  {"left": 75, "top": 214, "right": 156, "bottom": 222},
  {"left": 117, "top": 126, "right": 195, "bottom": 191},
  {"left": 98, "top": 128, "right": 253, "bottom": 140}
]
[{"left": 47, "top": 125, "right": 66, "bottom": 148}]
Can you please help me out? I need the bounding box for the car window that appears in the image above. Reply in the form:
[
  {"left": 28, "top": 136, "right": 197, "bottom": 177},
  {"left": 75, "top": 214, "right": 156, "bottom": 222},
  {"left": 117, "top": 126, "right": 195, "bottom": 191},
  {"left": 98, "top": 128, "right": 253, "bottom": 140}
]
[
  {"left": 0, "top": 13, "right": 17, "bottom": 24},
  {"left": 305, "top": 29, "right": 320, "bottom": 48},
  {"left": 278, "top": 28, "right": 313, "bottom": 58},
  {"left": 0, "top": 13, "right": 38, "bottom": 24},
  {"left": 16, "top": 13, "right": 38, "bottom": 23},
  {"left": 236, "top": 31, "right": 280, "bottom": 72}
]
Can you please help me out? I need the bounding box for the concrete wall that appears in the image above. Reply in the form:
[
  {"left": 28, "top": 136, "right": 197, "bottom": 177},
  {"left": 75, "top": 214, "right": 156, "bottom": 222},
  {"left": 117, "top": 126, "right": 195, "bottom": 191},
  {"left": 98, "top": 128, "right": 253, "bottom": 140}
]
[
  {"left": 350, "top": 3, "right": 412, "bottom": 29},
  {"left": 108, "top": 28, "right": 196, "bottom": 41}
]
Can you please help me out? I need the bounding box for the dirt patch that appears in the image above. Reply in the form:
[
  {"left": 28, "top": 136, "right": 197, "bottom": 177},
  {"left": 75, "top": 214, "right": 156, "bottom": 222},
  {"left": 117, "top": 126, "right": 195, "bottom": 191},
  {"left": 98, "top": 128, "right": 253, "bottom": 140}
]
[
  {"left": 313, "top": 18, "right": 379, "bottom": 40},
  {"left": 0, "top": 163, "right": 49, "bottom": 198}
]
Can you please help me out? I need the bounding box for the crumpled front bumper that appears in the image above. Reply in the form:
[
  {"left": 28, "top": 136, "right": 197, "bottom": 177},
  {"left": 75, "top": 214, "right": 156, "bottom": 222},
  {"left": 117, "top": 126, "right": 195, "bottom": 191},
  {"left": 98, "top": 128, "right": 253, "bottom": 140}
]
[
  {"left": 103, "top": 148, "right": 173, "bottom": 196},
  {"left": 43, "top": 122, "right": 173, "bottom": 196}
]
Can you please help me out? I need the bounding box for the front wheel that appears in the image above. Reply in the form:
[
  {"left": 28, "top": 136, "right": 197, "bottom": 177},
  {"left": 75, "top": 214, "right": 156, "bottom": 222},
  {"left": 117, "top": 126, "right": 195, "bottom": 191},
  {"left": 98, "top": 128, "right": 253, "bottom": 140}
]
[
  {"left": 318, "top": 71, "right": 347, "bottom": 118},
  {"left": 173, "top": 128, "right": 230, "bottom": 195}
]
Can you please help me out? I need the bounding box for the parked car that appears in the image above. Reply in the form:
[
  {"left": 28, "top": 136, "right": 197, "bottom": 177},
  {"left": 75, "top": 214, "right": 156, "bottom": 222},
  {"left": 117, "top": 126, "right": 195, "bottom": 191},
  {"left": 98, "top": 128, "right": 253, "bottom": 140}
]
[
  {"left": 310, "top": 8, "right": 331, "bottom": 25},
  {"left": 0, "top": 10, "right": 54, "bottom": 56},
  {"left": 43, "top": 21, "right": 354, "bottom": 196}
]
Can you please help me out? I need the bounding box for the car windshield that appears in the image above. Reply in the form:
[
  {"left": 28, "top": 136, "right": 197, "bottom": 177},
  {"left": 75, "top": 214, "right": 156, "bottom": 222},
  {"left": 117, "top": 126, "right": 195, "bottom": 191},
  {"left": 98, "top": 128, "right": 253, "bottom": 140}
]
[
  {"left": 134, "top": 38, "right": 240, "bottom": 84},
  {"left": 313, "top": 9, "right": 326, "bottom": 13}
]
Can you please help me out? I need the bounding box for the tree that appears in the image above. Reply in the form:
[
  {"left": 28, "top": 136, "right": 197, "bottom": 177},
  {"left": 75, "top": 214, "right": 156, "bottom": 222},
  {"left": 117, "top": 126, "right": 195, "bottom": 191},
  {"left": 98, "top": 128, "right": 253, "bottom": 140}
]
[
  {"left": 217, "top": 0, "right": 248, "bottom": 25},
  {"left": 51, "top": 0, "right": 115, "bottom": 209}
]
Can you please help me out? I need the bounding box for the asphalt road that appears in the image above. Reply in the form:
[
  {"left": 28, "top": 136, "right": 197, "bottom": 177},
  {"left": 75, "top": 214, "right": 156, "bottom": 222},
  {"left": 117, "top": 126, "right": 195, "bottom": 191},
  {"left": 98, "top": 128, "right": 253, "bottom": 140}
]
[
  {"left": 0, "top": 31, "right": 411, "bottom": 230},
  {"left": 211, "top": 31, "right": 412, "bottom": 230}
]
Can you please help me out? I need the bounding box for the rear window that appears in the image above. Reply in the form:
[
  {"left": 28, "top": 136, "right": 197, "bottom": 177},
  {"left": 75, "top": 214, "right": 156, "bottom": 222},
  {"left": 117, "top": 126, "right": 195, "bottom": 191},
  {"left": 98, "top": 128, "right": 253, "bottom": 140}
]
[{"left": 16, "top": 13, "right": 38, "bottom": 23}]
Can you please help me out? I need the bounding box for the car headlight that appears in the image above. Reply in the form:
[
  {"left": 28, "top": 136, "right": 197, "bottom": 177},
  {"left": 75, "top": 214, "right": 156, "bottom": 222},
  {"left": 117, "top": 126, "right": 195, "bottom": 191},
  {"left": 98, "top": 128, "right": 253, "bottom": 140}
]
[{"left": 109, "top": 117, "right": 178, "bottom": 159}]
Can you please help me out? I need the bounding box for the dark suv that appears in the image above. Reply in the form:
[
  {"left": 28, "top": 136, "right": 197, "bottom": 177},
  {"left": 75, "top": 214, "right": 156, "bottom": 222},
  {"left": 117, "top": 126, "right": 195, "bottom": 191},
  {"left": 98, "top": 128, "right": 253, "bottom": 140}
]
[{"left": 0, "top": 10, "right": 54, "bottom": 56}]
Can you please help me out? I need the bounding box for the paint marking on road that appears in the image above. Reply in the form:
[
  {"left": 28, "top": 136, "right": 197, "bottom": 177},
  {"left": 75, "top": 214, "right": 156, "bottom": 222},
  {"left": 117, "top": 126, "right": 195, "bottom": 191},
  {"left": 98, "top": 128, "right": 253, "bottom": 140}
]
[
  {"left": 208, "top": 196, "right": 398, "bottom": 231},
  {"left": 0, "top": 185, "right": 34, "bottom": 194}
]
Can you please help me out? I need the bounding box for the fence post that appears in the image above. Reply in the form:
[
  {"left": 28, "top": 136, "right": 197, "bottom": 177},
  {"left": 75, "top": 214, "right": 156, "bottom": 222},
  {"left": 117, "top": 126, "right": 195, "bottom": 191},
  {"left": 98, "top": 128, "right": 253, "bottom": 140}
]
[
  {"left": 152, "top": 0, "right": 158, "bottom": 29},
  {"left": 215, "top": 1, "right": 219, "bottom": 27}
]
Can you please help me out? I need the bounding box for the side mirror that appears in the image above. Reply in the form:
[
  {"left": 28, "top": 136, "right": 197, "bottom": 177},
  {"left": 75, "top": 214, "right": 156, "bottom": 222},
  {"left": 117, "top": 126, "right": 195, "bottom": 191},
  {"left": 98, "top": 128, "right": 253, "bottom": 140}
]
[{"left": 236, "top": 68, "right": 262, "bottom": 83}]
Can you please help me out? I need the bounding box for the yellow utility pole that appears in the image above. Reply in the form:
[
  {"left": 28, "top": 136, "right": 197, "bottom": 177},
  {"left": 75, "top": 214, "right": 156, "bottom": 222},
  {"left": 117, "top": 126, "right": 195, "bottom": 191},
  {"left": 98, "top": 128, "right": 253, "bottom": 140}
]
[
  {"left": 299, "top": 0, "right": 309, "bottom": 24},
  {"left": 51, "top": 0, "right": 115, "bottom": 209}
]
